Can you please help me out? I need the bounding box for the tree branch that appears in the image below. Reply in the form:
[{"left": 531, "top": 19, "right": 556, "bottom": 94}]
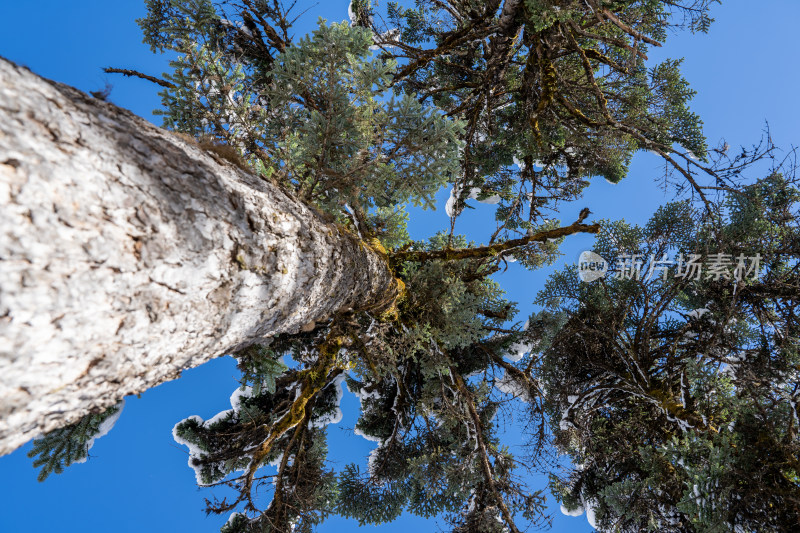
[
  {"left": 392, "top": 216, "right": 600, "bottom": 263},
  {"left": 103, "top": 67, "right": 176, "bottom": 89},
  {"left": 451, "top": 368, "right": 522, "bottom": 533}
]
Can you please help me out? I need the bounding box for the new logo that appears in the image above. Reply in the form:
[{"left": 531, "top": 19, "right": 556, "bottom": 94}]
[{"left": 578, "top": 251, "right": 608, "bottom": 282}]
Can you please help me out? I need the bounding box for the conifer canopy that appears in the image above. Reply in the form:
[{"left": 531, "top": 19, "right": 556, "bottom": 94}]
[{"left": 26, "top": 1, "right": 799, "bottom": 532}]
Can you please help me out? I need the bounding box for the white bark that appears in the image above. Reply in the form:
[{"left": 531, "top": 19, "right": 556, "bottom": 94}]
[{"left": 0, "top": 58, "right": 396, "bottom": 456}]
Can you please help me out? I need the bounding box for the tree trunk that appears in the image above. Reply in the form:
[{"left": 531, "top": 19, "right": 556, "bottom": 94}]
[{"left": 0, "top": 58, "right": 397, "bottom": 456}]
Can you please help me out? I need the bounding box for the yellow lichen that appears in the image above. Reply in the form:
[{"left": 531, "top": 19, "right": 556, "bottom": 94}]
[{"left": 366, "top": 237, "right": 388, "bottom": 256}]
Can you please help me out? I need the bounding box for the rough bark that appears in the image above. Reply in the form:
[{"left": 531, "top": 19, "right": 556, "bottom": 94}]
[{"left": 0, "top": 58, "right": 397, "bottom": 456}]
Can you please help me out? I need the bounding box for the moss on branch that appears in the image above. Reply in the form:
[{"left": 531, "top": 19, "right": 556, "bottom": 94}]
[{"left": 391, "top": 218, "right": 600, "bottom": 264}]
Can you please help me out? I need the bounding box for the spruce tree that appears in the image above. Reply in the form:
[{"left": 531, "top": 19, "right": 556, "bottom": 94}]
[
  {"left": 98, "top": 1, "right": 732, "bottom": 531},
  {"left": 24, "top": 1, "right": 799, "bottom": 532},
  {"left": 537, "top": 168, "right": 800, "bottom": 531}
]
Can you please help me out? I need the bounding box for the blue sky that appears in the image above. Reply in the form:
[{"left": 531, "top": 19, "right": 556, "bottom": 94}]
[{"left": 1, "top": 1, "right": 798, "bottom": 532}]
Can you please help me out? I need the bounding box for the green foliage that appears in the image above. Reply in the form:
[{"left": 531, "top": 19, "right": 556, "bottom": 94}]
[
  {"left": 142, "top": 11, "right": 464, "bottom": 218},
  {"left": 138, "top": 0, "right": 220, "bottom": 53},
  {"left": 219, "top": 513, "right": 249, "bottom": 533},
  {"left": 367, "top": 206, "right": 411, "bottom": 250},
  {"left": 649, "top": 59, "right": 708, "bottom": 159},
  {"left": 377, "top": 0, "right": 715, "bottom": 237},
  {"left": 400, "top": 255, "right": 496, "bottom": 350},
  {"left": 337, "top": 465, "right": 408, "bottom": 524},
  {"left": 538, "top": 174, "right": 800, "bottom": 531},
  {"left": 235, "top": 344, "right": 289, "bottom": 396},
  {"left": 28, "top": 402, "right": 123, "bottom": 482},
  {"left": 264, "top": 21, "right": 461, "bottom": 210}
]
